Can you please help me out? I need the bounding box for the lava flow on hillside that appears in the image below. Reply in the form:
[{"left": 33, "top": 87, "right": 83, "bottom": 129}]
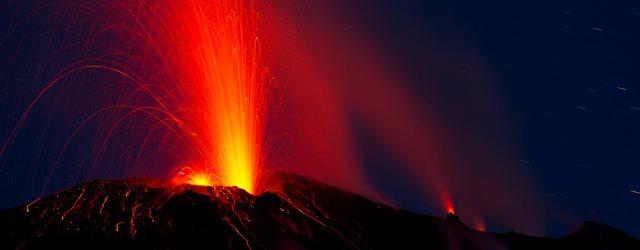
[{"left": 1, "top": 173, "right": 638, "bottom": 249}]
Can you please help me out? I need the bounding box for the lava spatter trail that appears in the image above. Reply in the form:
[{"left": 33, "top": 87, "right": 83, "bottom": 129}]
[
  {"left": 3, "top": 174, "right": 637, "bottom": 249},
  {"left": 119, "top": 0, "right": 270, "bottom": 194},
  {"left": 0, "top": 176, "right": 374, "bottom": 249},
  {"left": 0, "top": 0, "right": 272, "bottom": 194}
]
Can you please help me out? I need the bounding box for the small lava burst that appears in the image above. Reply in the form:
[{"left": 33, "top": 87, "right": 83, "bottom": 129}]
[
  {"left": 171, "top": 167, "right": 215, "bottom": 187},
  {"left": 185, "top": 174, "right": 212, "bottom": 187},
  {"left": 447, "top": 205, "right": 456, "bottom": 215},
  {"left": 444, "top": 197, "right": 456, "bottom": 214}
]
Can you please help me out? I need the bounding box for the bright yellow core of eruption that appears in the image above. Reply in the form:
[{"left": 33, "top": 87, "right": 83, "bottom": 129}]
[
  {"left": 187, "top": 174, "right": 213, "bottom": 187},
  {"left": 215, "top": 128, "right": 255, "bottom": 193}
]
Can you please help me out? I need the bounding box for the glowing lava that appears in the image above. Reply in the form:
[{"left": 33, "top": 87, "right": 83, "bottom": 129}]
[
  {"left": 187, "top": 174, "right": 213, "bottom": 187},
  {"left": 147, "top": 0, "right": 268, "bottom": 194},
  {"left": 445, "top": 199, "right": 456, "bottom": 214}
]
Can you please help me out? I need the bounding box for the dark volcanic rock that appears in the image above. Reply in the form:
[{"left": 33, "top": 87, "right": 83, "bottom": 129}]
[{"left": 0, "top": 173, "right": 637, "bottom": 249}]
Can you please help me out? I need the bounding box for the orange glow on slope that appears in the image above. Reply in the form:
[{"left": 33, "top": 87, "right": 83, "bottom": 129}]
[
  {"left": 172, "top": 167, "right": 214, "bottom": 187},
  {"left": 150, "top": 0, "right": 268, "bottom": 194},
  {"left": 474, "top": 218, "right": 486, "bottom": 232}
]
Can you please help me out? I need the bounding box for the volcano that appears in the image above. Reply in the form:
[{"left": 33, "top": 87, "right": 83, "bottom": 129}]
[{"left": 0, "top": 173, "right": 637, "bottom": 249}]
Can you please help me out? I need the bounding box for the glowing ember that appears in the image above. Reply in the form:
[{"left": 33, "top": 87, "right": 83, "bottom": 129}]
[{"left": 446, "top": 200, "right": 456, "bottom": 214}]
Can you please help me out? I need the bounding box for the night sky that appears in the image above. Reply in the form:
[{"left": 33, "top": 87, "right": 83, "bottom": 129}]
[
  {"left": 336, "top": 0, "right": 640, "bottom": 237},
  {"left": 1, "top": 0, "right": 639, "bottom": 238}
]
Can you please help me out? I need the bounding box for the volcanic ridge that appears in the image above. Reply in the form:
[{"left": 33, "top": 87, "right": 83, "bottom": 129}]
[{"left": 0, "top": 173, "right": 637, "bottom": 249}]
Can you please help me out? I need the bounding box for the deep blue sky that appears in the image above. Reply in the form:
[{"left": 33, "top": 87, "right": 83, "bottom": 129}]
[
  {"left": 1, "top": 0, "right": 639, "bottom": 238},
  {"left": 353, "top": 0, "right": 640, "bottom": 237},
  {"left": 380, "top": 1, "right": 640, "bottom": 237}
]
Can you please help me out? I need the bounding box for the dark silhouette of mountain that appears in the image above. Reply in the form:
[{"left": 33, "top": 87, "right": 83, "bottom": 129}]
[{"left": 0, "top": 173, "right": 637, "bottom": 249}]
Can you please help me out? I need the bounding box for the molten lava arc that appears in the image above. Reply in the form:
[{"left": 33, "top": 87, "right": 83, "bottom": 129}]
[{"left": 155, "top": 0, "right": 268, "bottom": 194}]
